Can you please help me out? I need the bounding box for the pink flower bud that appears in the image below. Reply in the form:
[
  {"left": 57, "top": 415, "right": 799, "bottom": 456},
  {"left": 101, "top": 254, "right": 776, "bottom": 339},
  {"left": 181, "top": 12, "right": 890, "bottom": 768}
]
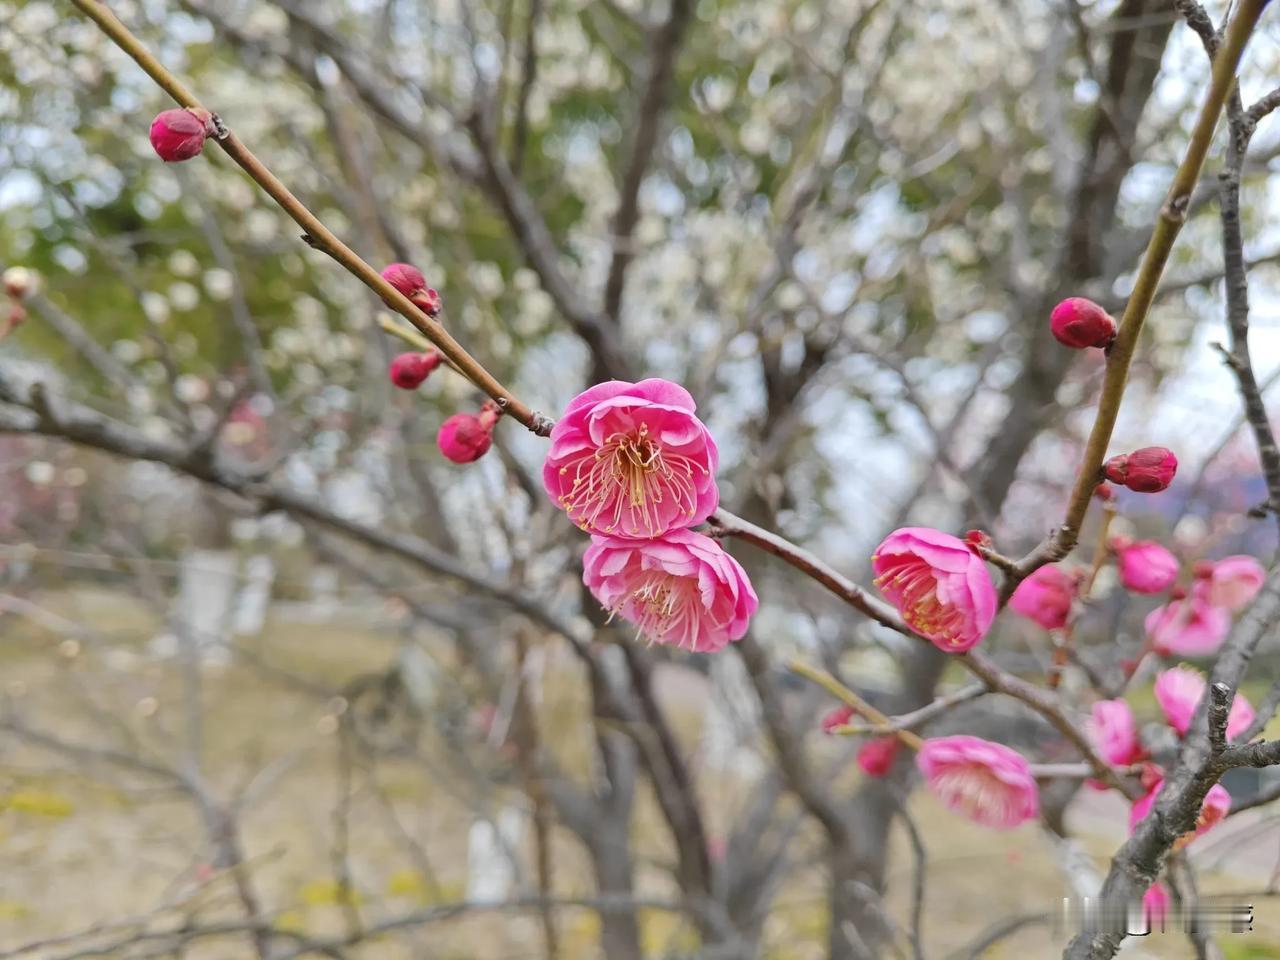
[
  {"left": 3, "top": 267, "right": 32, "bottom": 300},
  {"left": 820, "top": 704, "right": 856, "bottom": 734},
  {"left": 412, "top": 288, "right": 443, "bottom": 317},
  {"left": 1114, "top": 540, "right": 1179, "bottom": 594},
  {"left": 381, "top": 263, "right": 427, "bottom": 299},
  {"left": 1094, "top": 482, "right": 1115, "bottom": 501},
  {"left": 1008, "top": 565, "right": 1079, "bottom": 630},
  {"left": 149, "top": 108, "right": 213, "bottom": 162},
  {"left": 1050, "top": 297, "right": 1116, "bottom": 349},
  {"left": 856, "top": 736, "right": 901, "bottom": 777},
  {"left": 1103, "top": 446, "right": 1177, "bottom": 493},
  {"left": 388, "top": 351, "right": 440, "bottom": 390},
  {"left": 437, "top": 401, "right": 500, "bottom": 463}
]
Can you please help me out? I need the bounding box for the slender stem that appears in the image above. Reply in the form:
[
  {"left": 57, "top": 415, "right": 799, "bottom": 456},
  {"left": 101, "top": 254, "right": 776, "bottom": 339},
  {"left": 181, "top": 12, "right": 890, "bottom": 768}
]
[
  {"left": 68, "top": 0, "right": 550, "bottom": 436},
  {"left": 788, "top": 659, "right": 925, "bottom": 750},
  {"left": 1013, "top": 0, "right": 1268, "bottom": 580}
]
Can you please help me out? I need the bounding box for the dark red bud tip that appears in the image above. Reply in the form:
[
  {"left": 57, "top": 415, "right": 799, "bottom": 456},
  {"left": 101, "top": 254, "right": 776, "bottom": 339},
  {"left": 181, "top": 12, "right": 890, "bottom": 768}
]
[
  {"left": 1094, "top": 482, "right": 1116, "bottom": 501},
  {"left": 438, "top": 410, "right": 495, "bottom": 463},
  {"left": 149, "top": 108, "right": 213, "bottom": 162},
  {"left": 380, "top": 263, "right": 428, "bottom": 301},
  {"left": 1104, "top": 446, "right": 1177, "bottom": 493},
  {"left": 1170, "top": 585, "right": 1187, "bottom": 600},
  {"left": 388, "top": 351, "right": 438, "bottom": 390},
  {"left": 412, "top": 288, "right": 443, "bottom": 317},
  {"left": 1050, "top": 297, "right": 1117, "bottom": 350},
  {"left": 1193, "top": 560, "right": 1214, "bottom": 580}
]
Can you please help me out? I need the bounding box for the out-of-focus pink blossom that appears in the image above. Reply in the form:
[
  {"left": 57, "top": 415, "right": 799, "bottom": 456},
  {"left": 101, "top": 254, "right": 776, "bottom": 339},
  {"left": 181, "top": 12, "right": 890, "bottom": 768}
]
[
  {"left": 872, "top": 528, "right": 997, "bottom": 652},
  {"left": 1087, "top": 699, "right": 1144, "bottom": 766},
  {"left": 916, "top": 735, "right": 1039, "bottom": 829},
  {"left": 857, "top": 737, "right": 901, "bottom": 777},
  {"left": 1196, "top": 555, "right": 1266, "bottom": 612},
  {"left": 1143, "top": 882, "right": 1170, "bottom": 928},
  {"left": 543, "top": 379, "right": 718, "bottom": 538},
  {"left": 1145, "top": 598, "right": 1230, "bottom": 657},
  {"left": 582, "top": 529, "right": 757, "bottom": 653},
  {"left": 1009, "top": 565, "right": 1078, "bottom": 630},
  {"left": 1130, "top": 778, "right": 1230, "bottom": 849},
  {"left": 388, "top": 351, "right": 440, "bottom": 389},
  {"left": 1154, "top": 665, "right": 1205, "bottom": 736},
  {"left": 1114, "top": 539, "right": 1179, "bottom": 594}
]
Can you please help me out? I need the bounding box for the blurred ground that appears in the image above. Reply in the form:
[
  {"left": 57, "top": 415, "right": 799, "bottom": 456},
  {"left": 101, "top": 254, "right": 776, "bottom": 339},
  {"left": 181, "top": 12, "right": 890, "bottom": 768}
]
[{"left": 1, "top": 589, "right": 1278, "bottom": 959}]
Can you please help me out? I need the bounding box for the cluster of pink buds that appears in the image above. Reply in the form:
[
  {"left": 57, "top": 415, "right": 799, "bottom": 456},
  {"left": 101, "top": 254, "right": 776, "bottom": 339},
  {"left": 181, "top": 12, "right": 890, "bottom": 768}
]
[
  {"left": 381, "top": 263, "right": 443, "bottom": 317},
  {"left": 149, "top": 107, "right": 215, "bottom": 162},
  {"left": 2, "top": 266, "right": 31, "bottom": 337},
  {"left": 1050, "top": 297, "right": 1116, "bottom": 350}
]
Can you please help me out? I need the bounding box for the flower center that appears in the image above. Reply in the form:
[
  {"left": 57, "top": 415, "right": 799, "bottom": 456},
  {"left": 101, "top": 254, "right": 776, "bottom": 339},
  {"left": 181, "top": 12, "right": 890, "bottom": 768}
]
[
  {"left": 875, "top": 559, "right": 967, "bottom": 644},
  {"left": 559, "top": 422, "right": 706, "bottom": 535},
  {"left": 608, "top": 573, "right": 703, "bottom": 648},
  {"left": 933, "top": 764, "right": 1010, "bottom": 820}
]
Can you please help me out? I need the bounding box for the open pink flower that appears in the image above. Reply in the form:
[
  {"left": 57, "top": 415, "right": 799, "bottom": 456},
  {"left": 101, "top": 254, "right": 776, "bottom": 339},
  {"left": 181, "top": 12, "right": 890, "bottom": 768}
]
[
  {"left": 543, "top": 380, "right": 718, "bottom": 538},
  {"left": 916, "top": 735, "right": 1039, "bottom": 829},
  {"left": 1009, "top": 565, "right": 1078, "bottom": 630},
  {"left": 820, "top": 704, "right": 856, "bottom": 734},
  {"left": 1115, "top": 539, "right": 1179, "bottom": 595},
  {"left": 1087, "top": 699, "right": 1143, "bottom": 766},
  {"left": 857, "top": 737, "right": 900, "bottom": 777},
  {"left": 1143, "top": 882, "right": 1170, "bottom": 928},
  {"left": 872, "top": 528, "right": 997, "bottom": 652},
  {"left": 1196, "top": 555, "right": 1265, "bottom": 612},
  {"left": 1130, "top": 778, "right": 1231, "bottom": 848},
  {"left": 1145, "top": 597, "right": 1230, "bottom": 657},
  {"left": 583, "top": 529, "right": 756, "bottom": 652}
]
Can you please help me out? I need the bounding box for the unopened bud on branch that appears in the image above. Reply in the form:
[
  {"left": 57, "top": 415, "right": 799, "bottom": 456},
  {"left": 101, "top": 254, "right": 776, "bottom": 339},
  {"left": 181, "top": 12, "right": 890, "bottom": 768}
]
[
  {"left": 1103, "top": 446, "right": 1178, "bottom": 493},
  {"left": 1050, "top": 297, "right": 1116, "bottom": 350}
]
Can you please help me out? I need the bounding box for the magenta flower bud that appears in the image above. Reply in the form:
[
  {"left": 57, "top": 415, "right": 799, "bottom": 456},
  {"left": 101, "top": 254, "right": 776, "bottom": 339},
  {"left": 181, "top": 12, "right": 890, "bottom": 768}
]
[
  {"left": 149, "top": 107, "right": 213, "bottom": 162},
  {"left": 1103, "top": 446, "right": 1178, "bottom": 493},
  {"left": 1008, "top": 565, "right": 1079, "bottom": 631},
  {"left": 1050, "top": 297, "right": 1116, "bottom": 349},
  {"left": 856, "top": 737, "right": 900, "bottom": 778},
  {"left": 1094, "top": 482, "right": 1116, "bottom": 501},
  {"left": 437, "top": 401, "right": 500, "bottom": 463},
  {"left": 1114, "top": 539, "right": 1179, "bottom": 594},
  {"left": 820, "top": 704, "right": 856, "bottom": 734},
  {"left": 388, "top": 351, "right": 440, "bottom": 390},
  {"left": 381, "top": 263, "right": 427, "bottom": 298}
]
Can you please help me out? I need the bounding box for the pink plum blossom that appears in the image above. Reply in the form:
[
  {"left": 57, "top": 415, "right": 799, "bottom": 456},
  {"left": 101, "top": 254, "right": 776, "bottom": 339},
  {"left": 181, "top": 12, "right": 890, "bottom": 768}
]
[
  {"left": 1087, "top": 699, "right": 1144, "bottom": 766},
  {"left": 857, "top": 737, "right": 901, "bottom": 777},
  {"left": 1130, "top": 778, "right": 1231, "bottom": 849},
  {"left": 1157, "top": 666, "right": 1258, "bottom": 741},
  {"left": 543, "top": 379, "right": 719, "bottom": 538},
  {"left": 1114, "top": 539, "right": 1179, "bottom": 595},
  {"left": 582, "top": 529, "right": 756, "bottom": 653},
  {"left": 872, "top": 528, "right": 997, "bottom": 652},
  {"left": 1197, "top": 555, "right": 1266, "bottom": 612},
  {"left": 1145, "top": 597, "right": 1230, "bottom": 657},
  {"left": 1009, "top": 565, "right": 1078, "bottom": 630},
  {"left": 916, "top": 735, "right": 1039, "bottom": 829}
]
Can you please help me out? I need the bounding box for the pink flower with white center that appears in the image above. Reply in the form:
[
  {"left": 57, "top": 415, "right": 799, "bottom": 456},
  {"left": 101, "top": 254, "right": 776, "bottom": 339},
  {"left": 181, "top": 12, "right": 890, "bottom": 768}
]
[
  {"left": 916, "top": 735, "right": 1039, "bottom": 829},
  {"left": 543, "top": 380, "right": 718, "bottom": 538},
  {"left": 1144, "top": 597, "right": 1230, "bottom": 657},
  {"left": 857, "top": 736, "right": 901, "bottom": 777},
  {"left": 820, "top": 704, "right": 856, "bottom": 734},
  {"left": 1196, "top": 555, "right": 1266, "bottom": 612},
  {"left": 582, "top": 529, "right": 757, "bottom": 652},
  {"left": 1143, "top": 882, "right": 1170, "bottom": 928},
  {"left": 1114, "top": 539, "right": 1179, "bottom": 595},
  {"left": 1008, "top": 565, "right": 1079, "bottom": 630},
  {"left": 872, "top": 528, "right": 997, "bottom": 652},
  {"left": 1087, "top": 699, "right": 1143, "bottom": 767},
  {"left": 1130, "top": 778, "right": 1231, "bottom": 849}
]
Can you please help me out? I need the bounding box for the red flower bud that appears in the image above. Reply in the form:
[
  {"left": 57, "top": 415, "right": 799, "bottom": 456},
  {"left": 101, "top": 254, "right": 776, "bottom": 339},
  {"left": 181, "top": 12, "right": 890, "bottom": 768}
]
[
  {"left": 437, "top": 401, "right": 500, "bottom": 463},
  {"left": 1103, "top": 446, "right": 1178, "bottom": 493},
  {"left": 388, "top": 351, "right": 440, "bottom": 390},
  {"left": 1050, "top": 297, "right": 1116, "bottom": 350},
  {"left": 412, "top": 288, "right": 443, "bottom": 317},
  {"left": 856, "top": 736, "right": 901, "bottom": 777},
  {"left": 149, "top": 108, "right": 213, "bottom": 162},
  {"left": 381, "top": 263, "right": 427, "bottom": 298},
  {"left": 1094, "top": 482, "right": 1115, "bottom": 501},
  {"left": 820, "top": 704, "right": 856, "bottom": 734},
  {"left": 964, "top": 529, "right": 993, "bottom": 553}
]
